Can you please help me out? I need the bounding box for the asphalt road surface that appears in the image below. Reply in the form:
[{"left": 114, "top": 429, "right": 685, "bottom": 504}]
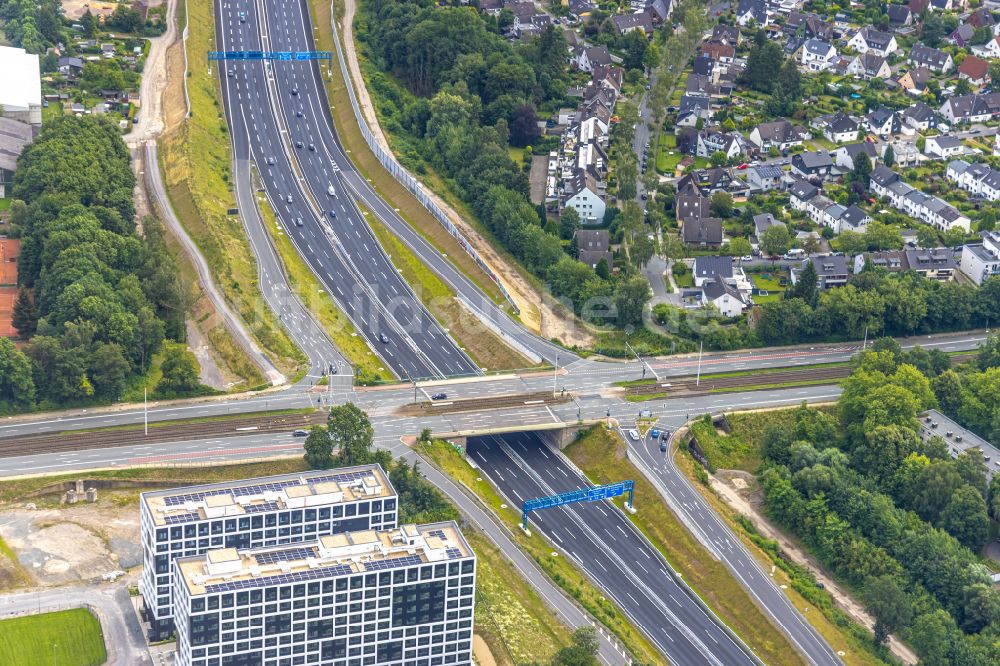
[
  {"left": 468, "top": 432, "right": 762, "bottom": 665},
  {"left": 216, "top": 0, "right": 475, "bottom": 380}
]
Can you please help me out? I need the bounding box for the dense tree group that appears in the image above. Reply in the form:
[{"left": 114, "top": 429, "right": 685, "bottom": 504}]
[
  {"left": 756, "top": 344, "right": 1000, "bottom": 663},
  {"left": 0, "top": 0, "right": 63, "bottom": 54},
  {"left": 0, "top": 117, "right": 185, "bottom": 410}
]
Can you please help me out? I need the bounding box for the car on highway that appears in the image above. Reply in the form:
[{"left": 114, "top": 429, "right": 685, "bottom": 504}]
[
  {"left": 660, "top": 440, "right": 667, "bottom": 452},
  {"left": 286, "top": 194, "right": 293, "bottom": 203},
  {"left": 378, "top": 333, "right": 390, "bottom": 343},
  {"left": 265, "top": 156, "right": 275, "bottom": 165},
  {"left": 328, "top": 210, "right": 337, "bottom": 219},
  {"left": 290, "top": 88, "right": 298, "bottom": 96},
  {"left": 295, "top": 140, "right": 303, "bottom": 149},
  {"left": 431, "top": 393, "right": 447, "bottom": 401},
  {"left": 627, "top": 429, "right": 640, "bottom": 441},
  {"left": 308, "top": 143, "right": 316, "bottom": 151},
  {"left": 292, "top": 429, "right": 308, "bottom": 437},
  {"left": 293, "top": 217, "right": 304, "bottom": 227},
  {"left": 327, "top": 185, "right": 335, "bottom": 196},
  {"left": 227, "top": 69, "right": 235, "bottom": 78},
  {"left": 239, "top": 11, "right": 246, "bottom": 22},
  {"left": 649, "top": 428, "right": 660, "bottom": 439},
  {"left": 296, "top": 110, "right": 303, "bottom": 118}
]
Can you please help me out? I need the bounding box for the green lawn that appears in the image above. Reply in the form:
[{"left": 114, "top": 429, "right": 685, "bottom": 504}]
[
  {"left": 0, "top": 609, "right": 106, "bottom": 666},
  {"left": 0, "top": 198, "right": 11, "bottom": 212},
  {"left": 674, "top": 271, "right": 693, "bottom": 288},
  {"left": 750, "top": 272, "right": 787, "bottom": 303}
]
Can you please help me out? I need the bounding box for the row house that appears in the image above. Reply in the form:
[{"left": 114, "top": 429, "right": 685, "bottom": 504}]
[
  {"left": 960, "top": 231, "right": 1000, "bottom": 285},
  {"left": 870, "top": 165, "right": 971, "bottom": 232},
  {"left": 789, "top": 179, "right": 870, "bottom": 233},
  {"left": 946, "top": 159, "right": 1000, "bottom": 200},
  {"left": 938, "top": 92, "right": 1000, "bottom": 124}
]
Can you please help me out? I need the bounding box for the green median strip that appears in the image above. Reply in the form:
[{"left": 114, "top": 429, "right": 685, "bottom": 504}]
[
  {"left": 417, "top": 439, "right": 666, "bottom": 665},
  {"left": 254, "top": 187, "right": 386, "bottom": 384},
  {"left": 708, "top": 378, "right": 843, "bottom": 394}
]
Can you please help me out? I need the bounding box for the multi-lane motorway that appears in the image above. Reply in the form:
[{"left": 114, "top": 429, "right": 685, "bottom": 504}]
[{"left": 470, "top": 432, "right": 758, "bottom": 665}]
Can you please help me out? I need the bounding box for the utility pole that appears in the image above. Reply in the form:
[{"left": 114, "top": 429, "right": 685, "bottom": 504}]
[
  {"left": 144, "top": 387, "right": 148, "bottom": 436},
  {"left": 696, "top": 341, "right": 704, "bottom": 387},
  {"left": 552, "top": 354, "right": 559, "bottom": 398},
  {"left": 863, "top": 325, "right": 868, "bottom": 350}
]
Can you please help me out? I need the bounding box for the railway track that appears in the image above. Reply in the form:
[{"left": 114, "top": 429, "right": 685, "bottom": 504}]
[
  {"left": 398, "top": 392, "right": 571, "bottom": 416},
  {"left": 0, "top": 412, "right": 325, "bottom": 460}
]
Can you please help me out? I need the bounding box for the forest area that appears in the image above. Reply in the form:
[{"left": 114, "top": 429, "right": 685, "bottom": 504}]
[
  {"left": 752, "top": 338, "right": 1000, "bottom": 665},
  {"left": 0, "top": 117, "right": 206, "bottom": 412}
]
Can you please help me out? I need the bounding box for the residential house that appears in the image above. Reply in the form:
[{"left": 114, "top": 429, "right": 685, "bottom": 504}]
[
  {"left": 789, "top": 179, "right": 820, "bottom": 212},
  {"left": 784, "top": 12, "right": 833, "bottom": 41},
  {"left": 691, "top": 55, "right": 716, "bottom": 77},
  {"left": 748, "top": 164, "right": 785, "bottom": 191},
  {"left": 676, "top": 93, "right": 712, "bottom": 126},
  {"left": 701, "top": 41, "right": 736, "bottom": 64},
  {"left": 574, "top": 229, "right": 610, "bottom": 253},
  {"left": 712, "top": 24, "right": 740, "bottom": 44},
  {"left": 901, "top": 101, "right": 939, "bottom": 131},
  {"left": 575, "top": 45, "right": 612, "bottom": 73},
  {"left": 975, "top": 36, "right": 1000, "bottom": 59},
  {"left": 57, "top": 56, "right": 84, "bottom": 78},
  {"left": 847, "top": 27, "right": 898, "bottom": 57},
  {"left": 683, "top": 217, "right": 724, "bottom": 247},
  {"left": 612, "top": 12, "right": 654, "bottom": 37},
  {"left": 888, "top": 140, "right": 921, "bottom": 166},
  {"left": 791, "top": 151, "right": 835, "bottom": 179},
  {"left": 562, "top": 169, "right": 606, "bottom": 224},
  {"left": 646, "top": 0, "right": 672, "bottom": 25},
  {"left": 693, "top": 255, "right": 742, "bottom": 287},
  {"left": 577, "top": 248, "right": 614, "bottom": 271},
  {"left": 958, "top": 55, "right": 990, "bottom": 87},
  {"left": 871, "top": 165, "right": 971, "bottom": 231},
  {"left": 837, "top": 204, "right": 872, "bottom": 233},
  {"left": 908, "top": 44, "right": 953, "bottom": 72},
  {"left": 748, "top": 119, "right": 807, "bottom": 153},
  {"left": 887, "top": 5, "right": 913, "bottom": 29},
  {"left": 924, "top": 134, "right": 965, "bottom": 159},
  {"left": 967, "top": 7, "right": 994, "bottom": 30},
  {"left": 853, "top": 250, "right": 910, "bottom": 275},
  {"left": 938, "top": 92, "right": 1000, "bottom": 124},
  {"left": 960, "top": 231, "right": 1000, "bottom": 285},
  {"left": 897, "top": 66, "right": 933, "bottom": 95},
  {"left": 949, "top": 23, "right": 975, "bottom": 47},
  {"left": 703, "top": 276, "right": 749, "bottom": 317},
  {"left": 567, "top": 0, "right": 596, "bottom": 19},
  {"left": 696, "top": 131, "right": 746, "bottom": 160},
  {"left": 834, "top": 142, "right": 879, "bottom": 171},
  {"left": 847, "top": 53, "right": 891, "bottom": 80},
  {"left": 751, "top": 213, "right": 785, "bottom": 250},
  {"left": 946, "top": 159, "right": 1000, "bottom": 200},
  {"left": 904, "top": 248, "right": 957, "bottom": 280},
  {"left": 865, "top": 107, "right": 900, "bottom": 138},
  {"left": 676, "top": 193, "right": 710, "bottom": 222},
  {"left": 736, "top": 0, "right": 768, "bottom": 26},
  {"left": 688, "top": 167, "right": 747, "bottom": 197},
  {"left": 800, "top": 255, "right": 849, "bottom": 289},
  {"left": 812, "top": 111, "right": 860, "bottom": 144},
  {"left": 801, "top": 39, "right": 838, "bottom": 71}
]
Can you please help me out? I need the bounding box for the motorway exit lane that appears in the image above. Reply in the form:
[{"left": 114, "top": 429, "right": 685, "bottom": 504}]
[{"left": 468, "top": 432, "right": 758, "bottom": 666}]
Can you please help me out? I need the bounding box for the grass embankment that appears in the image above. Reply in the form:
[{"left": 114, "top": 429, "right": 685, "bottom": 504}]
[
  {"left": 0, "top": 535, "right": 30, "bottom": 591},
  {"left": 563, "top": 427, "right": 807, "bottom": 666},
  {"left": 709, "top": 378, "right": 843, "bottom": 394},
  {"left": 159, "top": 0, "right": 304, "bottom": 380},
  {"left": 0, "top": 609, "right": 106, "bottom": 666},
  {"left": 417, "top": 439, "right": 666, "bottom": 665},
  {"left": 308, "top": 0, "right": 508, "bottom": 308},
  {"left": 253, "top": 186, "right": 386, "bottom": 384},
  {"left": 468, "top": 531, "right": 571, "bottom": 665},
  {"left": 676, "top": 410, "right": 893, "bottom": 666},
  {"left": 364, "top": 210, "right": 531, "bottom": 372}
]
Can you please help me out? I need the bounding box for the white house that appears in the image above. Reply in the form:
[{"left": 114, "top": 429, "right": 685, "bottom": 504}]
[
  {"left": 735, "top": 0, "right": 768, "bottom": 26},
  {"left": 748, "top": 120, "right": 806, "bottom": 153},
  {"left": 562, "top": 169, "right": 606, "bottom": 224},
  {"left": 847, "top": 27, "right": 898, "bottom": 57},
  {"left": 703, "top": 276, "right": 749, "bottom": 317},
  {"left": 960, "top": 231, "right": 1000, "bottom": 285},
  {"left": 696, "top": 131, "right": 745, "bottom": 160},
  {"left": 812, "top": 111, "right": 860, "bottom": 144},
  {"left": 924, "top": 134, "right": 966, "bottom": 159},
  {"left": 801, "top": 39, "right": 838, "bottom": 72},
  {"left": 847, "top": 53, "right": 891, "bottom": 80}
]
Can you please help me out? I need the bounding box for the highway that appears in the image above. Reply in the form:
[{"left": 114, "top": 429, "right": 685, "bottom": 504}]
[
  {"left": 469, "top": 432, "right": 758, "bottom": 665},
  {"left": 215, "top": 0, "right": 476, "bottom": 380}
]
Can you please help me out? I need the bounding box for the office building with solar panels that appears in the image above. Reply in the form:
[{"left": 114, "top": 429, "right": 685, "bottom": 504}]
[
  {"left": 171, "top": 522, "right": 476, "bottom": 666},
  {"left": 139, "top": 465, "right": 397, "bottom": 640}
]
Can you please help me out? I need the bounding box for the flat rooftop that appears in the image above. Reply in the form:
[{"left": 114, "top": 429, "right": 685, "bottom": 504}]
[
  {"left": 918, "top": 410, "right": 1000, "bottom": 476},
  {"left": 142, "top": 465, "right": 394, "bottom": 527},
  {"left": 176, "top": 523, "right": 472, "bottom": 596}
]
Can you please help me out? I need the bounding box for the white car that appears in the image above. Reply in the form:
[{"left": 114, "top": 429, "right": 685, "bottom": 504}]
[{"left": 627, "top": 429, "right": 640, "bottom": 441}]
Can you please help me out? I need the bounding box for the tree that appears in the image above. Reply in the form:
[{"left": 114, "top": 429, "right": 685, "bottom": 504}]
[
  {"left": 850, "top": 152, "right": 873, "bottom": 190},
  {"left": 727, "top": 237, "right": 752, "bottom": 258},
  {"left": 864, "top": 575, "right": 912, "bottom": 646},
  {"left": 760, "top": 224, "right": 791, "bottom": 257},
  {"left": 156, "top": 345, "right": 203, "bottom": 397},
  {"left": 0, "top": 338, "right": 35, "bottom": 407},
  {"left": 710, "top": 191, "right": 733, "bottom": 218},
  {"left": 510, "top": 105, "right": 540, "bottom": 147},
  {"left": 788, "top": 260, "right": 818, "bottom": 305},
  {"left": 960, "top": 583, "right": 1000, "bottom": 633},
  {"left": 551, "top": 627, "right": 600, "bottom": 666},
  {"left": 916, "top": 225, "right": 939, "bottom": 249},
  {"left": 11, "top": 287, "right": 37, "bottom": 338},
  {"left": 940, "top": 485, "right": 990, "bottom": 550},
  {"left": 741, "top": 39, "right": 784, "bottom": 93},
  {"left": 613, "top": 276, "right": 651, "bottom": 328},
  {"left": 954, "top": 77, "right": 972, "bottom": 96},
  {"left": 883, "top": 143, "right": 894, "bottom": 168},
  {"left": 709, "top": 151, "right": 728, "bottom": 167},
  {"left": 80, "top": 8, "right": 97, "bottom": 38},
  {"left": 909, "top": 610, "right": 956, "bottom": 666},
  {"left": 595, "top": 257, "right": 610, "bottom": 280},
  {"left": 88, "top": 342, "right": 130, "bottom": 399},
  {"left": 328, "top": 403, "right": 375, "bottom": 466},
  {"left": 559, "top": 207, "right": 580, "bottom": 240},
  {"left": 303, "top": 427, "right": 334, "bottom": 469}
]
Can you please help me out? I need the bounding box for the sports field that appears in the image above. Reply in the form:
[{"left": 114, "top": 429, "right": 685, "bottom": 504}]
[{"left": 0, "top": 608, "right": 107, "bottom": 666}]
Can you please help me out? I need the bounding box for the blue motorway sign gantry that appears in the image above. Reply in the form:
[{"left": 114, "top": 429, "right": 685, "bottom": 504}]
[
  {"left": 207, "top": 51, "right": 333, "bottom": 62},
  {"left": 521, "top": 480, "right": 634, "bottom": 530}
]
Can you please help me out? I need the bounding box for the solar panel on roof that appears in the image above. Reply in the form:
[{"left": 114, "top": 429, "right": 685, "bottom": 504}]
[
  {"left": 163, "top": 471, "right": 374, "bottom": 506},
  {"left": 243, "top": 501, "right": 279, "bottom": 514},
  {"left": 427, "top": 529, "right": 446, "bottom": 540},
  {"left": 204, "top": 563, "right": 353, "bottom": 594},
  {"left": 254, "top": 546, "right": 316, "bottom": 566},
  {"left": 445, "top": 548, "right": 462, "bottom": 560},
  {"left": 164, "top": 512, "right": 200, "bottom": 524},
  {"left": 362, "top": 554, "right": 422, "bottom": 572}
]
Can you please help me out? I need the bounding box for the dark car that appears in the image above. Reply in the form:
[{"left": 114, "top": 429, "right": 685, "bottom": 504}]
[
  {"left": 296, "top": 110, "right": 303, "bottom": 118},
  {"left": 308, "top": 143, "right": 315, "bottom": 151},
  {"left": 660, "top": 441, "right": 667, "bottom": 452},
  {"left": 290, "top": 88, "right": 298, "bottom": 96},
  {"left": 378, "top": 333, "right": 390, "bottom": 343},
  {"left": 292, "top": 429, "right": 308, "bottom": 437},
  {"left": 295, "top": 140, "right": 303, "bottom": 149},
  {"left": 431, "top": 393, "right": 447, "bottom": 401},
  {"left": 328, "top": 210, "right": 337, "bottom": 219}
]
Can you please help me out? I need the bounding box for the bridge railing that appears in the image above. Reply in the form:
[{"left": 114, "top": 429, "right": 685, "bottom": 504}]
[{"left": 328, "top": 14, "right": 519, "bottom": 314}]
